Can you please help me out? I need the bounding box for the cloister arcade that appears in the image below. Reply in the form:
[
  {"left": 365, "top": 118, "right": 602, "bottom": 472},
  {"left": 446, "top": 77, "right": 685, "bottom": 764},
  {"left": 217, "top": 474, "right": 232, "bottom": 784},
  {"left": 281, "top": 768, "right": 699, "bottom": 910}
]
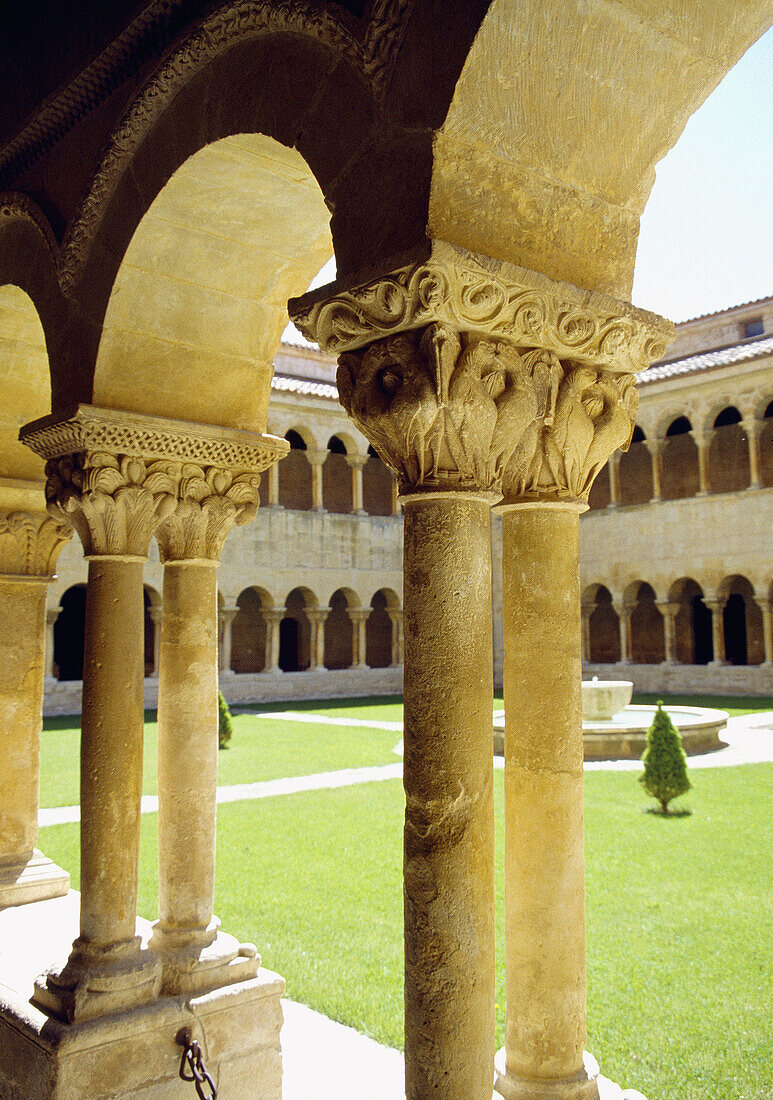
[{"left": 1, "top": 2, "right": 772, "bottom": 1099}]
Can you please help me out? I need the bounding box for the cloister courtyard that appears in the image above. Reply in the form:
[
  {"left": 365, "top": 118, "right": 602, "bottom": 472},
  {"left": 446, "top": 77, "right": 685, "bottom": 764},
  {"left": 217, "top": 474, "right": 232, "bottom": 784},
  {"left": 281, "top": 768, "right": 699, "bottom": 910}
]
[{"left": 29, "top": 693, "right": 773, "bottom": 1100}]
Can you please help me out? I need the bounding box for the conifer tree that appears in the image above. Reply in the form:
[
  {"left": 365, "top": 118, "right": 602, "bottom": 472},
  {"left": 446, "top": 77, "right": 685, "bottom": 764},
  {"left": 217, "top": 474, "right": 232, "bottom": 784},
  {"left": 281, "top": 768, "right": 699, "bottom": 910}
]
[
  {"left": 218, "top": 690, "right": 233, "bottom": 749},
  {"left": 639, "top": 701, "right": 691, "bottom": 814}
]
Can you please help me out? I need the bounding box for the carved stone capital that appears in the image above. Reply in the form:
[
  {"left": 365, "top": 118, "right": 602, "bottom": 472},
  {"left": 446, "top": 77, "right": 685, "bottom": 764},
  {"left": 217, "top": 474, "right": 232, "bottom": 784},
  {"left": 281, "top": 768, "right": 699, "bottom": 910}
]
[
  {"left": 0, "top": 510, "right": 71, "bottom": 578},
  {"left": 290, "top": 244, "right": 669, "bottom": 504},
  {"left": 20, "top": 405, "right": 287, "bottom": 560}
]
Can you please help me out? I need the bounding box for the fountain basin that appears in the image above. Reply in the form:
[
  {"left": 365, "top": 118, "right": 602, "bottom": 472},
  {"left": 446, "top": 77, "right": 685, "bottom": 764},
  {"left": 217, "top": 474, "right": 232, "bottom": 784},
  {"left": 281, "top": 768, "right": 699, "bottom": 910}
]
[
  {"left": 581, "top": 679, "right": 633, "bottom": 721},
  {"left": 493, "top": 705, "right": 729, "bottom": 761}
]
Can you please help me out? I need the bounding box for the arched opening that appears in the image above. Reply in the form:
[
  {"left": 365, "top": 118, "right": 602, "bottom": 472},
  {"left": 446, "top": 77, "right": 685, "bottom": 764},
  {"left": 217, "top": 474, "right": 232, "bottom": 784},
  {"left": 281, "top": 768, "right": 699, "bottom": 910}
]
[
  {"left": 280, "top": 588, "right": 313, "bottom": 672},
  {"left": 362, "top": 445, "right": 394, "bottom": 516},
  {"left": 322, "top": 436, "right": 352, "bottom": 514},
  {"left": 669, "top": 578, "right": 712, "bottom": 665},
  {"left": 662, "top": 416, "right": 700, "bottom": 499},
  {"left": 367, "top": 589, "right": 399, "bottom": 668},
  {"left": 618, "top": 427, "right": 653, "bottom": 506},
  {"left": 709, "top": 407, "right": 750, "bottom": 493},
  {"left": 587, "top": 586, "right": 620, "bottom": 663},
  {"left": 279, "top": 430, "right": 313, "bottom": 511},
  {"left": 760, "top": 400, "right": 773, "bottom": 488},
  {"left": 324, "top": 589, "right": 355, "bottom": 669},
  {"left": 54, "top": 585, "right": 87, "bottom": 681},
  {"left": 719, "top": 575, "right": 764, "bottom": 666},
  {"left": 626, "top": 581, "right": 665, "bottom": 663},
  {"left": 231, "top": 587, "right": 269, "bottom": 673},
  {"left": 587, "top": 463, "right": 611, "bottom": 510}
]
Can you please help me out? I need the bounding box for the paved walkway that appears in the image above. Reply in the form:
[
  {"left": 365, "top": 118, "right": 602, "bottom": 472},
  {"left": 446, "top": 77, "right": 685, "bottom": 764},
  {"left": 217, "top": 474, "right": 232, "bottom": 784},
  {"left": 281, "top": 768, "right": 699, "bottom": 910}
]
[{"left": 38, "top": 710, "right": 773, "bottom": 828}]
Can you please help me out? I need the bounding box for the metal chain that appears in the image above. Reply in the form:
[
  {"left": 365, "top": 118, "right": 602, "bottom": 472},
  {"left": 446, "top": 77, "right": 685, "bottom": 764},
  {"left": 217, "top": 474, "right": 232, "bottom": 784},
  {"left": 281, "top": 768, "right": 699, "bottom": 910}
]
[{"left": 177, "top": 1028, "right": 217, "bottom": 1100}]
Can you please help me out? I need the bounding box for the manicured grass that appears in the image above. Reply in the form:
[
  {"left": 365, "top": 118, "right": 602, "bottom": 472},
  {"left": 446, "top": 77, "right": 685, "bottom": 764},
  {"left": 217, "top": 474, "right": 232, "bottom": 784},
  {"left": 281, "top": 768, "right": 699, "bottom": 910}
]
[
  {"left": 631, "top": 691, "right": 773, "bottom": 717},
  {"left": 39, "top": 762, "right": 773, "bottom": 1099}
]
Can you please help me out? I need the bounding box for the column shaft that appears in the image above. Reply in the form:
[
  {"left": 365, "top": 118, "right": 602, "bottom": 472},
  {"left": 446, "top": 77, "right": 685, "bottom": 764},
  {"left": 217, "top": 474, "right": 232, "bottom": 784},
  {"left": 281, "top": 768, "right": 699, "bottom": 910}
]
[
  {"left": 706, "top": 600, "right": 727, "bottom": 664},
  {"left": 264, "top": 611, "right": 283, "bottom": 672},
  {"left": 219, "top": 608, "right": 237, "bottom": 673},
  {"left": 580, "top": 609, "right": 592, "bottom": 663},
  {"left": 80, "top": 558, "right": 146, "bottom": 948},
  {"left": 607, "top": 453, "right": 620, "bottom": 507},
  {"left": 742, "top": 421, "right": 762, "bottom": 489},
  {"left": 499, "top": 506, "right": 594, "bottom": 1098},
  {"left": 267, "top": 462, "right": 280, "bottom": 507},
  {"left": 46, "top": 605, "right": 61, "bottom": 679},
  {"left": 759, "top": 601, "right": 773, "bottom": 665},
  {"left": 657, "top": 602, "right": 678, "bottom": 664},
  {"left": 694, "top": 431, "right": 711, "bottom": 493},
  {"left": 402, "top": 494, "right": 495, "bottom": 1100},
  {"left": 156, "top": 563, "right": 219, "bottom": 940},
  {"left": 617, "top": 605, "right": 631, "bottom": 663},
  {"left": 649, "top": 441, "right": 662, "bottom": 501}
]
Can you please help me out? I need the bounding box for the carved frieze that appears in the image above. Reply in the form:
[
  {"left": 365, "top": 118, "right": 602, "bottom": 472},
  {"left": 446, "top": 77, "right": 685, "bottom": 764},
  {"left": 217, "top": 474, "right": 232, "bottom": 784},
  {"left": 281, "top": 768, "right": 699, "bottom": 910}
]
[{"left": 0, "top": 511, "right": 71, "bottom": 578}]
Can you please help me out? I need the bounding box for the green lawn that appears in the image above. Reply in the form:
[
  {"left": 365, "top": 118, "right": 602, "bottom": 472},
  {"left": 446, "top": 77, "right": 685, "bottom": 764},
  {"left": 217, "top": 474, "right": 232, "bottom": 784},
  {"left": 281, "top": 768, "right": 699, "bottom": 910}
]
[
  {"left": 39, "top": 759, "right": 773, "bottom": 1099},
  {"left": 631, "top": 692, "right": 773, "bottom": 717}
]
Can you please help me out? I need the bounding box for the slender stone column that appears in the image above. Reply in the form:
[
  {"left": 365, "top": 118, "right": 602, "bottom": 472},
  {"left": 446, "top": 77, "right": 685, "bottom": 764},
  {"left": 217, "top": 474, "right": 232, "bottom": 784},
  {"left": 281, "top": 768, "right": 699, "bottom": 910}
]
[
  {"left": 307, "top": 450, "right": 326, "bottom": 511},
  {"left": 656, "top": 600, "right": 680, "bottom": 664},
  {"left": 387, "top": 607, "right": 404, "bottom": 666},
  {"left": 615, "top": 602, "right": 632, "bottom": 663},
  {"left": 307, "top": 607, "right": 329, "bottom": 670},
  {"left": 45, "top": 603, "right": 61, "bottom": 679},
  {"left": 265, "top": 460, "right": 281, "bottom": 507},
  {"left": 348, "top": 606, "right": 370, "bottom": 668},
  {"left": 347, "top": 453, "right": 368, "bottom": 514},
  {"left": 148, "top": 606, "right": 162, "bottom": 677},
  {"left": 219, "top": 605, "right": 238, "bottom": 674},
  {"left": 0, "top": 509, "right": 71, "bottom": 907},
  {"left": 263, "top": 608, "right": 284, "bottom": 672},
  {"left": 580, "top": 604, "right": 593, "bottom": 663},
  {"left": 607, "top": 451, "right": 621, "bottom": 508},
  {"left": 391, "top": 476, "right": 400, "bottom": 515},
  {"left": 290, "top": 239, "right": 672, "bottom": 1100},
  {"left": 648, "top": 438, "right": 663, "bottom": 501},
  {"left": 758, "top": 598, "right": 773, "bottom": 666},
  {"left": 692, "top": 429, "right": 711, "bottom": 494},
  {"left": 705, "top": 598, "right": 728, "bottom": 665},
  {"left": 741, "top": 419, "right": 763, "bottom": 489}
]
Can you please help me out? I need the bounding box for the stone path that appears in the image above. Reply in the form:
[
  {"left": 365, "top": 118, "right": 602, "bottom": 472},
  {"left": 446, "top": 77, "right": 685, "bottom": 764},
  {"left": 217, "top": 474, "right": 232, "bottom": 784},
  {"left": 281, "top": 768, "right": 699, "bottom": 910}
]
[{"left": 38, "top": 711, "right": 773, "bottom": 829}]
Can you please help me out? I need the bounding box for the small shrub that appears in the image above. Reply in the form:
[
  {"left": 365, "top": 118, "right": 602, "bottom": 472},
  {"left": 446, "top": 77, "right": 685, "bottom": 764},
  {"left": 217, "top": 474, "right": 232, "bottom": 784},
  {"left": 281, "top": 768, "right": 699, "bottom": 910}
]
[
  {"left": 639, "top": 701, "right": 691, "bottom": 814},
  {"left": 218, "top": 690, "right": 233, "bottom": 750}
]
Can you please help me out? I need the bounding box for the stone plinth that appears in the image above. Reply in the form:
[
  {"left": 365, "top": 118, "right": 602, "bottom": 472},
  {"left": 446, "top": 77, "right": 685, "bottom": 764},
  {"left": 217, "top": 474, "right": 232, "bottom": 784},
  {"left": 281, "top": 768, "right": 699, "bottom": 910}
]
[{"left": 0, "top": 892, "right": 284, "bottom": 1099}]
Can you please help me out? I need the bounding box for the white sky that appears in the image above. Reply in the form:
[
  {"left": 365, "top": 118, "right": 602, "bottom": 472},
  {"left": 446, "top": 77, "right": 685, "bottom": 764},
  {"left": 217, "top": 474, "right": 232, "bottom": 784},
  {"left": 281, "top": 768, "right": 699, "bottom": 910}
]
[{"left": 285, "top": 24, "right": 772, "bottom": 342}]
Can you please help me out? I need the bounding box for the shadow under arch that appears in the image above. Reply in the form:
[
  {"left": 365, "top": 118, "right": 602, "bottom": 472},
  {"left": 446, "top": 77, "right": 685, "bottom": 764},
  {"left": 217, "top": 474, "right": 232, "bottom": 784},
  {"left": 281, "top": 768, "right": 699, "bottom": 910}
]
[
  {"left": 668, "top": 577, "right": 712, "bottom": 665},
  {"left": 367, "top": 586, "right": 401, "bottom": 669},
  {"left": 583, "top": 583, "right": 620, "bottom": 664},
  {"left": 231, "top": 585, "right": 274, "bottom": 674}
]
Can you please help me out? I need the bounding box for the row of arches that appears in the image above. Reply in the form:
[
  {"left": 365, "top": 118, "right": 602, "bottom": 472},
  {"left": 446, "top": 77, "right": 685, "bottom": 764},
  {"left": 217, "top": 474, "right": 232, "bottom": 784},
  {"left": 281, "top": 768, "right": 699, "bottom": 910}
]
[
  {"left": 275, "top": 432, "right": 395, "bottom": 515},
  {"left": 583, "top": 574, "right": 772, "bottom": 667},
  {"left": 50, "top": 584, "right": 403, "bottom": 682},
  {"left": 588, "top": 402, "right": 773, "bottom": 509}
]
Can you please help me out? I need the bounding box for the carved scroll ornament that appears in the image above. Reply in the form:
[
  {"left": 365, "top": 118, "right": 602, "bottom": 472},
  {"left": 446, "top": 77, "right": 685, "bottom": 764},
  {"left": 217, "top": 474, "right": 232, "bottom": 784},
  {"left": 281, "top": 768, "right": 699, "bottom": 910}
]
[{"left": 337, "top": 324, "right": 638, "bottom": 503}]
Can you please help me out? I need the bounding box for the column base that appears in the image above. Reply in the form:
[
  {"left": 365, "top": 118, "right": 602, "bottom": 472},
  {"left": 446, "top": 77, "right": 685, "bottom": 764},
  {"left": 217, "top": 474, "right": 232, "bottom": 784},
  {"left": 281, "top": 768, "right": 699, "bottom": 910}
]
[
  {"left": 33, "top": 932, "right": 161, "bottom": 1023},
  {"left": 150, "top": 919, "right": 261, "bottom": 995},
  {"left": 495, "top": 1049, "right": 647, "bottom": 1100},
  {"left": 0, "top": 850, "right": 70, "bottom": 907}
]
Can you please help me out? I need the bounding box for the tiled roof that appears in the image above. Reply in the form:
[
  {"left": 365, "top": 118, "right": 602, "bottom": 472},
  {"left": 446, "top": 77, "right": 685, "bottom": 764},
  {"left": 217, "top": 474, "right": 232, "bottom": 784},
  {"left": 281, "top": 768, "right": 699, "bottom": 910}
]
[
  {"left": 674, "top": 293, "right": 773, "bottom": 325},
  {"left": 639, "top": 335, "right": 773, "bottom": 385},
  {"left": 271, "top": 374, "right": 338, "bottom": 400}
]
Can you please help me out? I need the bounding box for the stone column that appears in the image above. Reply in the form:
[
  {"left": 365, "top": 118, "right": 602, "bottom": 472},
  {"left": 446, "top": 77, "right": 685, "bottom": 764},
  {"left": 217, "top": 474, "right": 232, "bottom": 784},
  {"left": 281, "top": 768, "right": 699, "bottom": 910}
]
[
  {"left": 0, "top": 508, "right": 71, "bottom": 907},
  {"left": 347, "top": 453, "right": 368, "bottom": 514},
  {"left": 741, "top": 419, "right": 763, "bottom": 490},
  {"left": 45, "top": 603, "right": 61, "bottom": 680},
  {"left": 307, "top": 449, "right": 326, "bottom": 511},
  {"left": 615, "top": 602, "right": 632, "bottom": 664},
  {"left": 387, "top": 607, "right": 404, "bottom": 666},
  {"left": 656, "top": 600, "right": 680, "bottom": 664},
  {"left": 265, "top": 460, "right": 281, "bottom": 507},
  {"left": 704, "top": 597, "right": 728, "bottom": 665},
  {"left": 218, "top": 605, "right": 238, "bottom": 674},
  {"left": 607, "top": 451, "right": 621, "bottom": 508},
  {"left": 348, "top": 606, "right": 370, "bottom": 668},
  {"left": 307, "top": 607, "right": 329, "bottom": 670},
  {"left": 263, "top": 608, "right": 284, "bottom": 672},
  {"left": 758, "top": 597, "right": 773, "bottom": 667},
  {"left": 692, "top": 429, "right": 711, "bottom": 494},
  {"left": 290, "top": 240, "right": 672, "bottom": 1100},
  {"left": 391, "top": 475, "right": 400, "bottom": 515},
  {"left": 148, "top": 606, "right": 162, "bottom": 677},
  {"left": 150, "top": 433, "right": 283, "bottom": 995},
  {"left": 580, "top": 604, "right": 593, "bottom": 663},
  {"left": 648, "top": 438, "right": 663, "bottom": 502}
]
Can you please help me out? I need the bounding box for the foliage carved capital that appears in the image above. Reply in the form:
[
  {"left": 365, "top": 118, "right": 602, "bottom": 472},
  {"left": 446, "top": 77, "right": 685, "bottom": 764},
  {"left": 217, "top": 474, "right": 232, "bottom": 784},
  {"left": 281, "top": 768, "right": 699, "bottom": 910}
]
[
  {"left": 155, "top": 465, "right": 261, "bottom": 564},
  {"left": 0, "top": 510, "right": 71, "bottom": 578}
]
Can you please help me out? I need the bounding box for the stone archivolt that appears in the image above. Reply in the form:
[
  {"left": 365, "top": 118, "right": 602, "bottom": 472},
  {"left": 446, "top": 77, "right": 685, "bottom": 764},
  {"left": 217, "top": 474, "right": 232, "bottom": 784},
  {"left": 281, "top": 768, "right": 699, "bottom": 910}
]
[{"left": 0, "top": 510, "right": 71, "bottom": 577}]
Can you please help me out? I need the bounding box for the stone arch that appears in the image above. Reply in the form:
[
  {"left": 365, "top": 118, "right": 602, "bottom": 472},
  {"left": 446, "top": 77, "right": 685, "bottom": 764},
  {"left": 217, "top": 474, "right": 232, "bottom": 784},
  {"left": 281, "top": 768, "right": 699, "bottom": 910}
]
[
  {"left": 624, "top": 580, "right": 665, "bottom": 664},
  {"left": 324, "top": 587, "right": 358, "bottom": 670},
  {"left": 710, "top": 406, "right": 750, "bottom": 493},
  {"left": 367, "top": 587, "right": 400, "bottom": 669},
  {"left": 279, "top": 429, "right": 314, "bottom": 511},
  {"left": 280, "top": 586, "right": 317, "bottom": 673},
  {"left": 363, "top": 444, "right": 394, "bottom": 517},
  {"left": 618, "top": 425, "right": 653, "bottom": 506},
  {"left": 718, "top": 574, "right": 764, "bottom": 666},
  {"left": 54, "top": 584, "right": 87, "bottom": 682},
  {"left": 662, "top": 415, "right": 700, "bottom": 500},
  {"left": 668, "top": 577, "right": 712, "bottom": 665},
  {"left": 231, "top": 586, "right": 272, "bottom": 674},
  {"left": 760, "top": 397, "right": 773, "bottom": 488},
  {"left": 323, "top": 434, "right": 353, "bottom": 514},
  {"left": 584, "top": 584, "right": 620, "bottom": 664}
]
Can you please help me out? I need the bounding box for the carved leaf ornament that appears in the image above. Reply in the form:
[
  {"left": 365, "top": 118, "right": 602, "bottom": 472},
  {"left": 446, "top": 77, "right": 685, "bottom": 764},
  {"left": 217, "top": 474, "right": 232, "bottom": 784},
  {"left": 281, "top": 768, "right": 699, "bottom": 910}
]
[
  {"left": 0, "top": 510, "right": 71, "bottom": 577},
  {"left": 155, "top": 464, "right": 261, "bottom": 563}
]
